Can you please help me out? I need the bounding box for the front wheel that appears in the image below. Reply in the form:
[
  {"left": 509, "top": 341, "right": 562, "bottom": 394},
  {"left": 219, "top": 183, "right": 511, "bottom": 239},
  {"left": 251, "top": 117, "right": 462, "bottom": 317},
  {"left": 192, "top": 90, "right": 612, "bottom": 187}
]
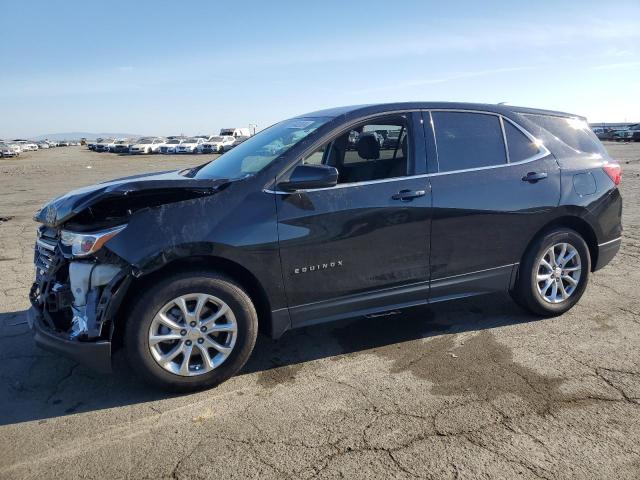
[
  {"left": 124, "top": 271, "right": 258, "bottom": 391},
  {"left": 511, "top": 228, "right": 590, "bottom": 316}
]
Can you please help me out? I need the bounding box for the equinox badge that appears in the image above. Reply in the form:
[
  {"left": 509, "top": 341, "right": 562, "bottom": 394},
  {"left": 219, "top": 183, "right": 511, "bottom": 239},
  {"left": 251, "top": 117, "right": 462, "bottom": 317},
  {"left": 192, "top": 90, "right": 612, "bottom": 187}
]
[{"left": 294, "top": 260, "right": 343, "bottom": 274}]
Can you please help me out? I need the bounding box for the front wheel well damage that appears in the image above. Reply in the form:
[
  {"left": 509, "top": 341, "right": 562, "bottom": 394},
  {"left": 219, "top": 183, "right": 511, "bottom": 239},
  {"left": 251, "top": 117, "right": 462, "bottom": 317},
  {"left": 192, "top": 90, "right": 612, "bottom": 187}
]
[{"left": 110, "top": 255, "right": 273, "bottom": 351}]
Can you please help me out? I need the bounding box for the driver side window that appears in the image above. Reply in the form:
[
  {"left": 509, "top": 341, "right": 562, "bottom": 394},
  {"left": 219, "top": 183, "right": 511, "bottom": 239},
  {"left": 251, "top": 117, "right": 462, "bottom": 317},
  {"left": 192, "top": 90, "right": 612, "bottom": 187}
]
[{"left": 302, "top": 115, "right": 411, "bottom": 184}]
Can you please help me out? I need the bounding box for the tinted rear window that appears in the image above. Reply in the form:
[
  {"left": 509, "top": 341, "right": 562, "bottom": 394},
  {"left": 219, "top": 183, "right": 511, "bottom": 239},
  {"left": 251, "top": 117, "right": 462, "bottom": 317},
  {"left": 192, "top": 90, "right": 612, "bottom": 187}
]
[
  {"left": 504, "top": 121, "right": 541, "bottom": 162},
  {"left": 432, "top": 112, "right": 507, "bottom": 172},
  {"left": 523, "top": 114, "right": 606, "bottom": 155}
]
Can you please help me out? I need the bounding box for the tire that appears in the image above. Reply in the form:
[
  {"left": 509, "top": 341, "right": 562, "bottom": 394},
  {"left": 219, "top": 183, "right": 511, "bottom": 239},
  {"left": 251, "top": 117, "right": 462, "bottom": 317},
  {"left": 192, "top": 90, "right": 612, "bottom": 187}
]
[
  {"left": 511, "top": 228, "right": 590, "bottom": 316},
  {"left": 124, "top": 271, "right": 258, "bottom": 391},
  {"left": 218, "top": 145, "right": 224, "bottom": 153}
]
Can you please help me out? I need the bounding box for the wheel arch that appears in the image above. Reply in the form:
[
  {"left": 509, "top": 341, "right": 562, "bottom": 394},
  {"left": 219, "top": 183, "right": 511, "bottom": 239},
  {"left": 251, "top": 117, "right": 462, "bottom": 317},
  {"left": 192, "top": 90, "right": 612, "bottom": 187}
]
[
  {"left": 519, "top": 215, "right": 599, "bottom": 275},
  {"left": 110, "top": 255, "right": 275, "bottom": 351}
]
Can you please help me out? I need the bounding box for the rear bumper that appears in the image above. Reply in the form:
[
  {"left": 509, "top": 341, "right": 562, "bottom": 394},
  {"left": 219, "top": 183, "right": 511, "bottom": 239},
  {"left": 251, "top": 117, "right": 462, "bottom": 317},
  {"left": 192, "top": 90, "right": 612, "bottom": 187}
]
[
  {"left": 27, "top": 306, "right": 112, "bottom": 373},
  {"left": 594, "top": 237, "right": 622, "bottom": 271}
]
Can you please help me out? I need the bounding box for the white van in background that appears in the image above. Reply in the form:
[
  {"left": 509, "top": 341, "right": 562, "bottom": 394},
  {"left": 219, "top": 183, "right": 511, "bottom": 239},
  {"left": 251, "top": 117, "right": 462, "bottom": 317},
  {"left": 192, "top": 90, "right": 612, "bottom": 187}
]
[{"left": 219, "top": 127, "right": 252, "bottom": 137}]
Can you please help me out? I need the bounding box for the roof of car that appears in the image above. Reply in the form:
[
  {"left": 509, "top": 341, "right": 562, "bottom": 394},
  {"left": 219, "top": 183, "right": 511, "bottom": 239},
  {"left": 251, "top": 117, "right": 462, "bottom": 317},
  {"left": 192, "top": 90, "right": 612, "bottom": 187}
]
[{"left": 300, "top": 102, "right": 583, "bottom": 120}]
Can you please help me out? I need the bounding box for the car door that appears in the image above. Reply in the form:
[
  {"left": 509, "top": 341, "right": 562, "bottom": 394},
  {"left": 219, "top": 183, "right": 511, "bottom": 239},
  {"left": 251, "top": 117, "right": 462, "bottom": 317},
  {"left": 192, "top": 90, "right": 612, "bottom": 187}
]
[
  {"left": 425, "top": 110, "right": 561, "bottom": 300},
  {"left": 274, "top": 112, "right": 432, "bottom": 327}
]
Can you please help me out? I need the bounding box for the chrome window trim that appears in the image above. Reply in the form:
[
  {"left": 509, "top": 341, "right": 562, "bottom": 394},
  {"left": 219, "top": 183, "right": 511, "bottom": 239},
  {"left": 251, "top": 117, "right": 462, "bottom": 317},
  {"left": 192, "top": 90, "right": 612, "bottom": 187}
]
[
  {"left": 427, "top": 109, "right": 551, "bottom": 174},
  {"left": 499, "top": 116, "right": 511, "bottom": 163},
  {"left": 501, "top": 115, "right": 552, "bottom": 161},
  {"left": 264, "top": 108, "right": 552, "bottom": 194},
  {"left": 263, "top": 173, "right": 428, "bottom": 194},
  {"left": 428, "top": 111, "right": 440, "bottom": 172},
  {"left": 287, "top": 108, "right": 422, "bottom": 173},
  {"left": 425, "top": 151, "right": 550, "bottom": 177}
]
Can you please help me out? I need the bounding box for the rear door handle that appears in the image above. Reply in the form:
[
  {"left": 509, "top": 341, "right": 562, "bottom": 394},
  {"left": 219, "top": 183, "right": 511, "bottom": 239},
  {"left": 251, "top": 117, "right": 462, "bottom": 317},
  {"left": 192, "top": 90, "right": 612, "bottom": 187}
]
[
  {"left": 392, "top": 189, "right": 426, "bottom": 201},
  {"left": 522, "top": 171, "right": 548, "bottom": 183}
]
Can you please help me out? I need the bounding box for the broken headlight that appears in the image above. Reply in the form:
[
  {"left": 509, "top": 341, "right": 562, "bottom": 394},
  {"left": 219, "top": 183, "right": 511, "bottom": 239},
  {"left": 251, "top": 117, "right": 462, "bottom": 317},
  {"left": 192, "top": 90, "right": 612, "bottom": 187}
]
[{"left": 60, "top": 224, "right": 127, "bottom": 257}]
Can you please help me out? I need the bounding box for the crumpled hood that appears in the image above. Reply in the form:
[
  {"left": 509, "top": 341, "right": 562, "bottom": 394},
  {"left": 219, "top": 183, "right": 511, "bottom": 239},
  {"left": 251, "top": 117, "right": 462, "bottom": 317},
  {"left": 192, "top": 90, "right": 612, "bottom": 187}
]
[{"left": 34, "top": 169, "right": 227, "bottom": 227}]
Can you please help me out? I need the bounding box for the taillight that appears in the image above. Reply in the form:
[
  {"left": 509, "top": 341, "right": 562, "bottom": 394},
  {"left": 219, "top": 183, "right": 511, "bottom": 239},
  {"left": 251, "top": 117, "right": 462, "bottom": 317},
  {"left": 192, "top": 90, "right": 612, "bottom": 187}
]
[{"left": 603, "top": 163, "right": 622, "bottom": 186}]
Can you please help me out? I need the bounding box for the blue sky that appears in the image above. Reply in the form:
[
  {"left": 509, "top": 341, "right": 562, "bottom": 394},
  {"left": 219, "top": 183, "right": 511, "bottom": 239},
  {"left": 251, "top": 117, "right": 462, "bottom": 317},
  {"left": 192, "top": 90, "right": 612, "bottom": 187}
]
[{"left": 1, "top": 0, "right": 639, "bottom": 137}]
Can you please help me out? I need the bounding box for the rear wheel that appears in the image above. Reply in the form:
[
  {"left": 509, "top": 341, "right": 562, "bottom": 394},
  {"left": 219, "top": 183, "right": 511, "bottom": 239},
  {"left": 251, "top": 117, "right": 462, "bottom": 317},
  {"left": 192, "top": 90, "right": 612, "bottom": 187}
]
[
  {"left": 124, "top": 271, "right": 258, "bottom": 391},
  {"left": 511, "top": 228, "right": 590, "bottom": 316}
]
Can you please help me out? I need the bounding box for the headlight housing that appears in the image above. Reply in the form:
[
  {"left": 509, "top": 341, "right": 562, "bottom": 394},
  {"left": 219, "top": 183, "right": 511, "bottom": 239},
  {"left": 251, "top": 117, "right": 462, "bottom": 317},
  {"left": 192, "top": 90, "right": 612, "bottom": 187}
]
[{"left": 60, "top": 224, "right": 126, "bottom": 257}]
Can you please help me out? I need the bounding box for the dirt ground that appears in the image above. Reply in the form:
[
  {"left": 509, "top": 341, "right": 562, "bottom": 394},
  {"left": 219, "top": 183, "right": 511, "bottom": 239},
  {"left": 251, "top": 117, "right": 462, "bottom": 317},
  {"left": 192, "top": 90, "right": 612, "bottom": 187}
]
[{"left": 0, "top": 144, "right": 639, "bottom": 479}]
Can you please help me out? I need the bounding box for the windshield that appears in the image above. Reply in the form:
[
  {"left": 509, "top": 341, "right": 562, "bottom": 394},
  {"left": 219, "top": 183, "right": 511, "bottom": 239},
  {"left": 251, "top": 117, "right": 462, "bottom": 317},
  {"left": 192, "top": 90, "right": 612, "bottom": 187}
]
[
  {"left": 138, "top": 138, "right": 153, "bottom": 144},
  {"left": 167, "top": 139, "right": 181, "bottom": 144},
  {"left": 209, "top": 136, "right": 224, "bottom": 142},
  {"left": 195, "top": 117, "right": 330, "bottom": 179},
  {"left": 184, "top": 137, "right": 198, "bottom": 143}
]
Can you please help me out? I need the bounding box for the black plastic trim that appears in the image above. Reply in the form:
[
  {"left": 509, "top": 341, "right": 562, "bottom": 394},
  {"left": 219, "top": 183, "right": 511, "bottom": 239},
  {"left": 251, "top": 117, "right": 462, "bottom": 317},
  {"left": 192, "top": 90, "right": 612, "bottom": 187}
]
[{"left": 28, "top": 307, "right": 112, "bottom": 373}]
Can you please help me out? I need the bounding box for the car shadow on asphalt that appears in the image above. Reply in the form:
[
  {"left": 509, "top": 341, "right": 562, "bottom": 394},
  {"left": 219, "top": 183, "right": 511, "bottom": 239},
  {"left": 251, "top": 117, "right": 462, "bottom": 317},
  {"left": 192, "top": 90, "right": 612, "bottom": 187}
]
[{"left": 0, "top": 294, "right": 540, "bottom": 426}]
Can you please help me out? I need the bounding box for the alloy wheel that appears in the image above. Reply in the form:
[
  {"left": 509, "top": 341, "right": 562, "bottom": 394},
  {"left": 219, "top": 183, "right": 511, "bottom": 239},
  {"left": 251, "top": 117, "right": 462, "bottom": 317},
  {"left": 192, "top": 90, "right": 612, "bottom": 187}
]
[
  {"left": 148, "top": 293, "right": 237, "bottom": 376},
  {"left": 535, "top": 242, "right": 582, "bottom": 304}
]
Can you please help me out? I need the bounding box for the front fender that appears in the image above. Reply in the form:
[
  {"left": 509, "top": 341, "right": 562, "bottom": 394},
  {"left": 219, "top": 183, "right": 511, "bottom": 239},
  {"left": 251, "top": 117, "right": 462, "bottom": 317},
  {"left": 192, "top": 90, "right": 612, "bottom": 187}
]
[{"left": 104, "top": 186, "right": 287, "bottom": 310}]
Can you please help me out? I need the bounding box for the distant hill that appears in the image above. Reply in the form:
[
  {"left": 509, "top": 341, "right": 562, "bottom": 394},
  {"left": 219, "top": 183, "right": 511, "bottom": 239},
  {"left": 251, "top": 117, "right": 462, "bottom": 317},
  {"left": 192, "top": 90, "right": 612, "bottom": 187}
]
[{"left": 31, "top": 132, "right": 145, "bottom": 141}]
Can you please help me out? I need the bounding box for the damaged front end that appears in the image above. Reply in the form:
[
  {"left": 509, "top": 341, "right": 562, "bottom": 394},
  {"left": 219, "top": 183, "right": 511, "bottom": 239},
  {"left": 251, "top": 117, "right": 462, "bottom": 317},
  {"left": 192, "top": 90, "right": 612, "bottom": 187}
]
[
  {"left": 29, "top": 225, "right": 131, "bottom": 372},
  {"left": 28, "top": 169, "right": 228, "bottom": 372}
]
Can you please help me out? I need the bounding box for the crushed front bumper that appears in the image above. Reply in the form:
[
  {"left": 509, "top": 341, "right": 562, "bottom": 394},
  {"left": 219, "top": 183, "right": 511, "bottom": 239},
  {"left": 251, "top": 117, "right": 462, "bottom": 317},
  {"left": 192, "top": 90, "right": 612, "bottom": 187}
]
[{"left": 28, "top": 306, "right": 112, "bottom": 373}]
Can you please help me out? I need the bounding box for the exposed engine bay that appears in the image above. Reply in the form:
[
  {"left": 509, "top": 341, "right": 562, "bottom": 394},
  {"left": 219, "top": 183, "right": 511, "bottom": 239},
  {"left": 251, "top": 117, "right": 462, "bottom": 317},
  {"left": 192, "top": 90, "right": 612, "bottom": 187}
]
[
  {"left": 30, "top": 226, "right": 128, "bottom": 340},
  {"left": 29, "top": 170, "right": 229, "bottom": 341}
]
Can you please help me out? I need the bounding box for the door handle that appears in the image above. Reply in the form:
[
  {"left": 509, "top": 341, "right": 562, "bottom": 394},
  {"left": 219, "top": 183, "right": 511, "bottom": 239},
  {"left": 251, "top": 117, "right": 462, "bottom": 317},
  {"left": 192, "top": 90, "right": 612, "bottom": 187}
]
[
  {"left": 392, "top": 189, "right": 426, "bottom": 201},
  {"left": 522, "top": 172, "right": 548, "bottom": 183}
]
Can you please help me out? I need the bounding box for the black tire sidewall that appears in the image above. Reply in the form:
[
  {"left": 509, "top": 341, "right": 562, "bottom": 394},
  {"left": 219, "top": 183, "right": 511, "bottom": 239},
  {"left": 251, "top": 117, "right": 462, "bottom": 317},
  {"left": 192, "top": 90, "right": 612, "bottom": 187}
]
[
  {"left": 517, "top": 228, "right": 591, "bottom": 316},
  {"left": 124, "top": 271, "right": 258, "bottom": 391}
]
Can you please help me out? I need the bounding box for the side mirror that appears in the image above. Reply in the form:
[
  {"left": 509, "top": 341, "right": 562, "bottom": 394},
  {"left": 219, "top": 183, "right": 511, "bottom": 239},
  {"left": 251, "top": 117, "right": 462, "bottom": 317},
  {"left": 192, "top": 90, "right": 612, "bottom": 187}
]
[{"left": 277, "top": 164, "right": 338, "bottom": 192}]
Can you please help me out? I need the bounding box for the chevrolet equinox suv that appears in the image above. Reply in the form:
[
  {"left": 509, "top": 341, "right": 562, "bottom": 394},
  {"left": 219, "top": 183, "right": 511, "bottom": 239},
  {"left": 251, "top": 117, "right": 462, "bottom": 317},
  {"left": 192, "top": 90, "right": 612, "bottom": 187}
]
[{"left": 29, "top": 102, "right": 623, "bottom": 391}]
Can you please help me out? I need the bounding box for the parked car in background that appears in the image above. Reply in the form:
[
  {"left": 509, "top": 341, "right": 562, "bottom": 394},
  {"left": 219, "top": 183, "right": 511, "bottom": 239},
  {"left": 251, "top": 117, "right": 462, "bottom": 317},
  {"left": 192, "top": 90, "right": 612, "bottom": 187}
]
[
  {"left": 112, "top": 139, "right": 134, "bottom": 154},
  {"left": 176, "top": 137, "right": 205, "bottom": 153},
  {"left": 7, "top": 143, "right": 22, "bottom": 155},
  {"left": 224, "top": 135, "right": 249, "bottom": 151},
  {"left": 592, "top": 127, "right": 615, "bottom": 141},
  {"left": 129, "top": 137, "right": 165, "bottom": 154},
  {"left": 94, "top": 139, "right": 114, "bottom": 152},
  {"left": 15, "top": 140, "right": 38, "bottom": 151},
  {"left": 0, "top": 142, "right": 18, "bottom": 157},
  {"left": 382, "top": 130, "right": 401, "bottom": 149},
  {"left": 88, "top": 138, "right": 104, "bottom": 151},
  {"left": 58, "top": 140, "right": 70, "bottom": 147},
  {"left": 201, "top": 135, "right": 236, "bottom": 153},
  {"left": 159, "top": 138, "right": 185, "bottom": 154},
  {"left": 47, "top": 140, "right": 59, "bottom": 147},
  {"left": 614, "top": 124, "right": 640, "bottom": 142},
  {"left": 37, "top": 142, "right": 50, "bottom": 149}
]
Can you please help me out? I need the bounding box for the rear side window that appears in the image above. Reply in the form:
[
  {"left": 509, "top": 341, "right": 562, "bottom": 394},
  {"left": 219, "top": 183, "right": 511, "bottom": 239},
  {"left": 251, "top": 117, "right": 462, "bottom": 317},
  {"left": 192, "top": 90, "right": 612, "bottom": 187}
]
[
  {"left": 432, "top": 112, "right": 506, "bottom": 172},
  {"left": 504, "top": 121, "right": 541, "bottom": 162},
  {"left": 523, "top": 114, "right": 606, "bottom": 155}
]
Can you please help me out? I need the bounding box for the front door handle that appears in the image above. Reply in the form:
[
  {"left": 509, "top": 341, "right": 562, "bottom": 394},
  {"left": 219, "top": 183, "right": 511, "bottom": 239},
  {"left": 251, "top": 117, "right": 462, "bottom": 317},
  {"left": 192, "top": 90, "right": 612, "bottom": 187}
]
[
  {"left": 522, "top": 171, "right": 548, "bottom": 183},
  {"left": 392, "top": 189, "right": 426, "bottom": 201}
]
